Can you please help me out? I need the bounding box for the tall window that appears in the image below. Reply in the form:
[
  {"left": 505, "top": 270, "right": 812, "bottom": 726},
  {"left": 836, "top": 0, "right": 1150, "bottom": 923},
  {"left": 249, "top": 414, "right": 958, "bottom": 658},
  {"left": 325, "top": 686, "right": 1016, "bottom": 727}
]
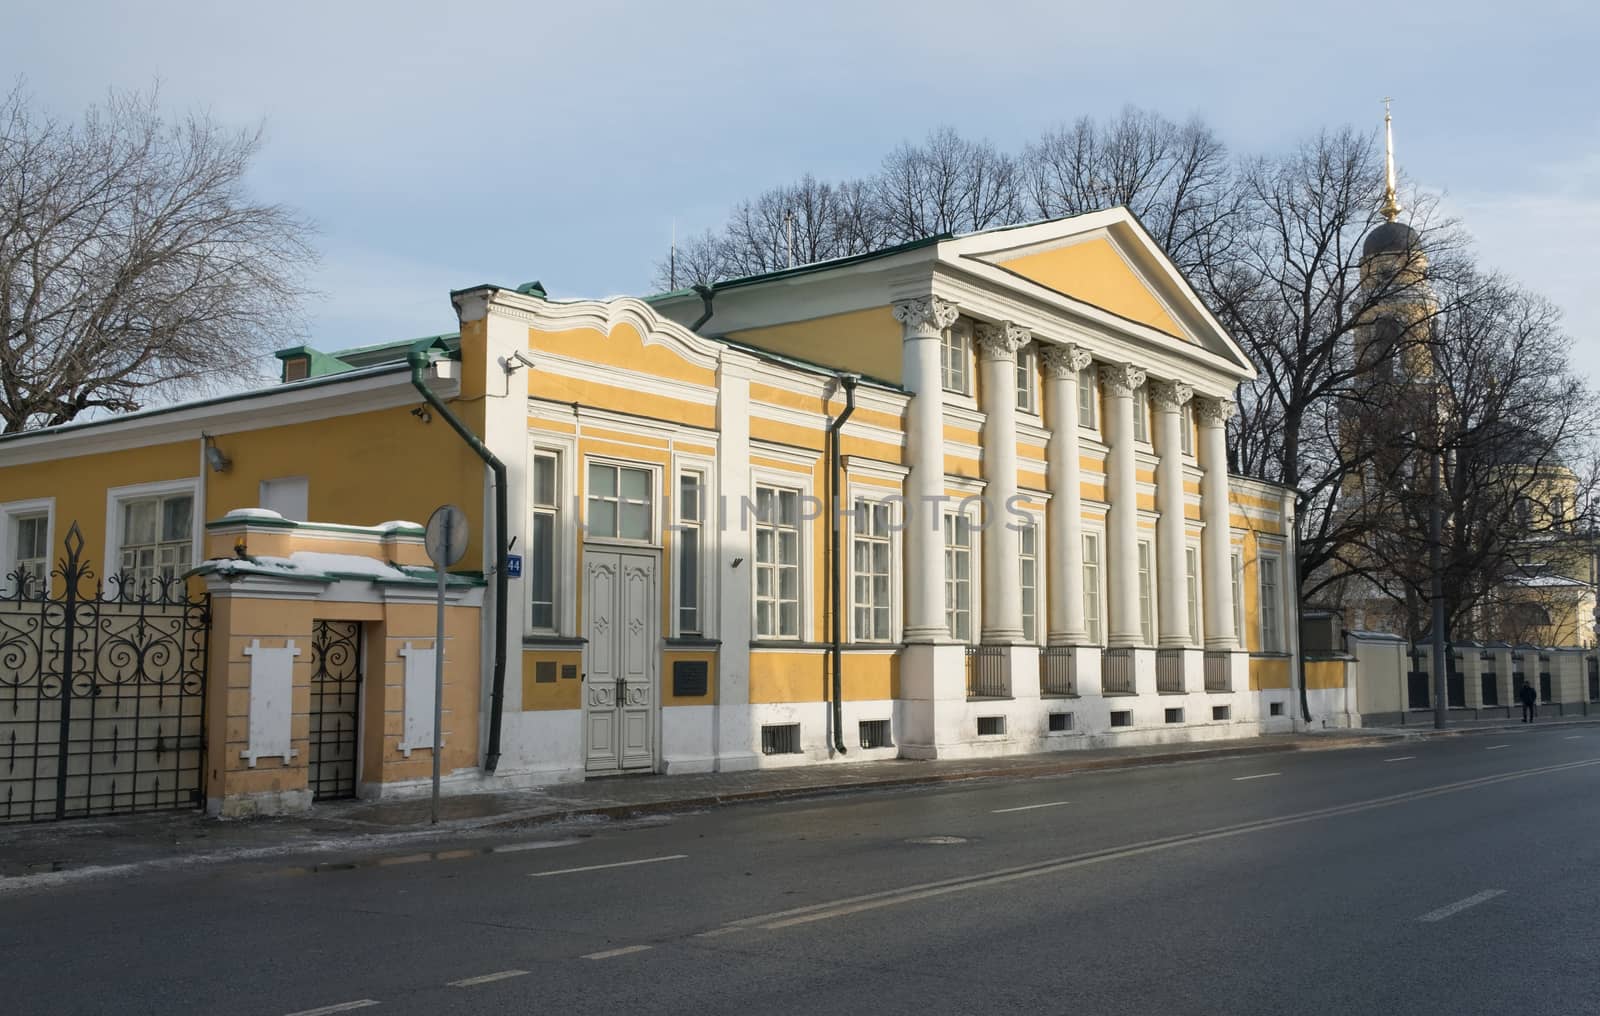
[
  {"left": 120, "top": 494, "right": 192, "bottom": 589},
  {"left": 1259, "top": 553, "right": 1283, "bottom": 653},
  {"left": 1180, "top": 403, "right": 1194, "bottom": 456},
  {"left": 1186, "top": 545, "right": 1201, "bottom": 644},
  {"left": 12, "top": 514, "right": 48, "bottom": 592},
  {"left": 530, "top": 451, "right": 559, "bottom": 630},
  {"left": 941, "top": 326, "right": 968, "bottom": 395},
  {"left": 944, "top": 512, "right": 973, "bottom": 642},
  {"left": 1082, "top": 532, "right": 1103, "bottom": 644},
  {"left": 677, "top": 472, "right": 703, "bottom": 636},
  {"left": 852, "top": 499, "right": 892, "bottom": 641},
  {"left": 1231, "top": 550, "right": 1245, "bottom": 642},
  {"left": 1077, "top": 368, "right": 1097, "bottom": 429},
  {"left": 1132, "top": 386, "right": 1150, "bottom": 443},
  {"left": 1137, "top": 539, "right": 1155, "bottom": 645},
  {"left": 1015, "top": 345, "right": 1036, "bottom": 413},
  {"left": 1550, "top": 495, "right": 1566, "bottom": 530},
  {"left": 1019, "top": 521, "right": 1038, "bottom": 643},
  {"left": 587, "top": 462, "right": 653, "bottom": 541},
  {"left": 755, "top": 486, "right": 801, "bottom": 639}
]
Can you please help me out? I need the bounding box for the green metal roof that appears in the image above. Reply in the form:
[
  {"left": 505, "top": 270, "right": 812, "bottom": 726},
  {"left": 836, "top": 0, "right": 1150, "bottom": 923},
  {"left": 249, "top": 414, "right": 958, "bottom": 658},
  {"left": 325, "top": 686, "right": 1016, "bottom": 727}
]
[{"left": 273, "top": 332, "right": 460, "bottom": 382}]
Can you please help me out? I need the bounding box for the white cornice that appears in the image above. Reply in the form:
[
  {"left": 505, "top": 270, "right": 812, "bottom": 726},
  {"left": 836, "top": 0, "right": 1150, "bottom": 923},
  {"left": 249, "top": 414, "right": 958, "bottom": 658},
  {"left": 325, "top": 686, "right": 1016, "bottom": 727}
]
[
  {"left": 844, "top": 456, "right": 910, "bottom": 484},
  {"left": 488, "top": 290, "right": 723, "bottom": 373}
]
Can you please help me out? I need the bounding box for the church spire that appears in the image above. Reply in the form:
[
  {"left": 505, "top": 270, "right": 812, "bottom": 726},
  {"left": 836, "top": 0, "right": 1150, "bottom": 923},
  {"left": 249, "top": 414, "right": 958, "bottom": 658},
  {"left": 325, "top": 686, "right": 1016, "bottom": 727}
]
[{"left": 1380, "top": 97, "right": 1403, "bottom": 223}]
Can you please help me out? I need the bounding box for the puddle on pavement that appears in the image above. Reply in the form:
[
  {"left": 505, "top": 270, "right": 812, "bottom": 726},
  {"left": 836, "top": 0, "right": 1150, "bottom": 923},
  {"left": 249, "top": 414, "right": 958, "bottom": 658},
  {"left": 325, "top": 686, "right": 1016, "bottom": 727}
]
[
  {"left": 904, "top": 835, "right": 970, "bottom": 845},
  {"left": 284, "top": 837, "right": 586, "bottom": 876}
]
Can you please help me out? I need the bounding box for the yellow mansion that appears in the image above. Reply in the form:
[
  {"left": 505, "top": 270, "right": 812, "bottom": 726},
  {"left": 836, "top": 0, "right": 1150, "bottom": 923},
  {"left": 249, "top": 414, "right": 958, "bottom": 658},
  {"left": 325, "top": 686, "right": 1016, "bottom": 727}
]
[{"left": 0, "top": 209, "right": 1328, "bottom": 817}]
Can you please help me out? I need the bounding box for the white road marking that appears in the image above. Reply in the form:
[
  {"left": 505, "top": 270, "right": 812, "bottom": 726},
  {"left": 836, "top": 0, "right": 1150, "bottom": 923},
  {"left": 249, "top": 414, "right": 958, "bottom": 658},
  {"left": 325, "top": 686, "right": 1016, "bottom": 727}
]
[
  {"left": 530, "top": 854, "right": 687, "bottom": 878},
  {"left": 283, "top": 1002, "right": 379, "bottom": 1016},
  {"left": 1232, "top": 772, "right": 1281, "bottom": 781},
  {"left": 992, "top": 800, "right": 1071, "bottom": 814},
  {"left": 1485, "top": 744, "right": 1510, "bottom": 751},
  {"left": 1384, "top": 756, "right": 1416, "bottom": 762},
  {"left": 1564, "top": 735, "right": 1583, "bottom": 740},
  {"left": 583, "top": 945, "right": 653, "bottom": 960},
  {"left": 701, "top": 758, "right": 1599, "bottom": 934},
  {"left": 694, "top": 926, "right": 748, "bottom": 939},
  {"left": 493, "top": 839, "right": 582, "bottom": 853},
  {"left": 448, "top": 970, "right": 529, "bottom": 987},
  {"left": 1418, "top": 889, "right": 1505, "bottom": 923}
]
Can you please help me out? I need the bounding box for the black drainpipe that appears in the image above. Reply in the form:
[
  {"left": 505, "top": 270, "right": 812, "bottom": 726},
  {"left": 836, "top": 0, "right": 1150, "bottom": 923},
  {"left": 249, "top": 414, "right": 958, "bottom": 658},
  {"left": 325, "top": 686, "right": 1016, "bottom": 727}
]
[
  {"left": 408, "top": 352, "right": 509, "bottom": 772},
  {"left": 690, "top": 284, "right": 715, "bottom": 331},
  {"left": 827, "top": 373, "right": 860, "bottom": 755}
]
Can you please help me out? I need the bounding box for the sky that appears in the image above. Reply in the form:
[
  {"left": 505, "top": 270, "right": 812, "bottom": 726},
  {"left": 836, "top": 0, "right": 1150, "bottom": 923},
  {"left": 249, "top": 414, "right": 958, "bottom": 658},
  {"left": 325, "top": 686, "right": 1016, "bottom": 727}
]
[{"left": 5, "top": 0, "right": 1598, "bottom": 384}]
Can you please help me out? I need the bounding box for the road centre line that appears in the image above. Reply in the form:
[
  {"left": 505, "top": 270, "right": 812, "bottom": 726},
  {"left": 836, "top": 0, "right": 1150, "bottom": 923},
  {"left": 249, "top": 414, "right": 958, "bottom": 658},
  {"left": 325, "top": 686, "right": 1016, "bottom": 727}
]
[
  {"left": 702, "top": 757, "right": 1600, "bottom": 934},
  {"left": 992, "top": 800, "right": 1071, "bottom": 814},
  {"left": 530, "top": 854, "right": 687, "bottom": 878},
  {"left": 283, "top": 1002, "right": 379, "bottom": 1016},
  {"left": 1384, "top": 756, "right": 1416, "bottom": 762},
  {"left": 584, "top": 945, "right": 653, "bottom": 960},
  {"left": 448, "top": 970, "right": 529, "bottom": 987},
  {"left": 1565, "top": 735, "right": 1583, "bottom": 740},
  {"left": 1485, "top": 745, "right": 1510, "bottom": 751},
  {"left": 1419, "top": 889, "right": 1505, "bottom": 923},
  {"left": 1232, "top": 772, "right": 1280, "bottom": 781}
]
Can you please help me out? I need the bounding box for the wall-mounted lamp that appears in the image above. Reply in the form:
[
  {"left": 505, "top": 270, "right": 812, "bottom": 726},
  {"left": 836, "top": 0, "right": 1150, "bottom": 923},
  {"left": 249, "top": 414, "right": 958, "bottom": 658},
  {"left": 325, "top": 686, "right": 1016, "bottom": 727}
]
[
  {"left": 202, "top": 433, "right": 232, "bottom": 473},
  {"left": 410, "top": 406, "right": 433, "bottom": 424}
]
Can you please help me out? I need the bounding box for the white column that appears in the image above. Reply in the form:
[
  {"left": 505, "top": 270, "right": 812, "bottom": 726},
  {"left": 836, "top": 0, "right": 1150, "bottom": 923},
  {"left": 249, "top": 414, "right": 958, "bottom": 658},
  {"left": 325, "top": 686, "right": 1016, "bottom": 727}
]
[
  {"left": 974, "top": 322, "right": 1029, "bottom": 644},
  {"left": 1198, "top": 396, "right": 1237, "bottom": 651},
  {"left": 715, "top": 362, "right": 758, "bottom": 769},
  {"left": 1149, "top": 379, "right": 1193, "bottom": 648},
  {"left": 1042, "top": 343, "right": 1093, "bottom": 644},
  {"left": 1101, "top": 363, "right": 1146, "bottom": 648},
  {"left": 895, "top": 296, "right": 960, "bottom": 643}
]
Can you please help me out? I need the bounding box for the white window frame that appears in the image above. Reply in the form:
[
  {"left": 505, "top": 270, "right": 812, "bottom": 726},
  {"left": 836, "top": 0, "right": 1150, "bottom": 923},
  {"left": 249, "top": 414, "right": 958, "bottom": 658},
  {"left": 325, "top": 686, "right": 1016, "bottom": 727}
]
[
  {"left": 1180, "top": 402, "right": 1194, "bottom": 457},
  {"left": 751, "top": 474, "right": 809, "bottom": 641},
  {"left": 1019, "top": 514, "right": 1041, "bottom": 644},
  {"left": 1082, "top": 528, "right": 1105, "bottom": 646},
  {"left": 1185, "top": 543, "right": 1202, "bottom": 646},
  {"left": 944, "top": 508, "right": 976, "bottom": 644},
  {"left": 1137, "top": 537, "right": 1156, "bottom": 646},
  {"left": 104, "top": 479, "right": 201, "bottom": 595},
  {"left": 671, "top": 457, "right": 716, "bottom": 639},
  {"left": 941, "top": 322, "right": 970, "bottom": 396},
  {"left": 1132, "top": 386, "right": 1150, "bottom": 444},
  {"left": 1077, "top": 368, "right": 1098, "bottom": 432},
  {"left": 1, "top": 498, "right": 54, "bottom": 596},
  {"left": 1259, "top": 550, "right": 1284, "bottom": 654},
  {"left": 526, "top": 433, "right": 579, "bottom": 638},
  {"left": 584, "top": 457, "right": 659, "bottom": 546},
  {"left": 848, "top": 492, "right": 898, "bottom": 643},
  {"left": 1015, "top": 343, "right": 1037, "bottom": 415},
  {"left": 1231, "top": 548, "right": 1245, "bottom": 643}
]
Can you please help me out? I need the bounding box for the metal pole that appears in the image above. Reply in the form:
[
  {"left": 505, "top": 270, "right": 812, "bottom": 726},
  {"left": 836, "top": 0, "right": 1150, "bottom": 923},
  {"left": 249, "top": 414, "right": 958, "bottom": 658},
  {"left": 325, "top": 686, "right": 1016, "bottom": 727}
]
[
  {"left": 1431, "top": 443, "right": 1448, "bottom": 729},
  {"left": 431, "top": 514, "right": 449, "bottom": 824}
]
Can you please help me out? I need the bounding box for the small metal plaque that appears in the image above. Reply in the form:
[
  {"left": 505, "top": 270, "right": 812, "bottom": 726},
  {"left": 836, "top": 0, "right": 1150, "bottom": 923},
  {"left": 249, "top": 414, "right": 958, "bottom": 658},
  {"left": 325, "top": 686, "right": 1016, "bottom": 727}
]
[
  {"left": 561, "top": 664, "right": 578, "bottom": 680},
  {"left": 672, "top": 660, "right": 708, "bottom": 697},
  {"left": 535, "top": 661, "right": 557, "bottom": 684}
]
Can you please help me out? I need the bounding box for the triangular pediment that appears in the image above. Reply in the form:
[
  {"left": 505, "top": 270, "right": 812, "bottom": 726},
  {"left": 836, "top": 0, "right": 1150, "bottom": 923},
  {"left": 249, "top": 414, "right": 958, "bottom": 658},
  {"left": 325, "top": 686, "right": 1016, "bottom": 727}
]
[{"left": 992, "top": 235, "right": 1189, "bottom": 340}]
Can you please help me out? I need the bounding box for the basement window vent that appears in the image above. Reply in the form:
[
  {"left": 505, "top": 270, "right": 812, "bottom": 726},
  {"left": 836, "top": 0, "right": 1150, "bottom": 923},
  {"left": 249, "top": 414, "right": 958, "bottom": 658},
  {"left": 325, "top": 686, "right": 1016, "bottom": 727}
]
[
  {"left": 1269, "top": 702, "right": 1285, "bottom": 717},
  {"left": 1164, "top": 707, "right": 1185, "bottom": 724},
  {"left": 1048, "top": 711, "right": 1074, "bottom": 733},
  {"left": 859, "top": 719, "right": 893, "bottom": 750},
  {"left": 1212, "top": 705, "right": 1232, "bottom": 721},
  {"left": 1110, "top": 710, "right": 1133, "bottom": 728},
  {"left": 977, "top": 716, "right": 1006, "bottom": 737},
  {"left": 761, "top": 723, "right": 802, "bottom": 755}
]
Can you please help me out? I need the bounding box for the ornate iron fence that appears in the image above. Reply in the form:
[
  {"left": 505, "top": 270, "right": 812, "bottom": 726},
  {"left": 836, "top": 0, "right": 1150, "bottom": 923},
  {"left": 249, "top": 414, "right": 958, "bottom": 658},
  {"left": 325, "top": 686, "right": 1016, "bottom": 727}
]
[
  {"left": 308, "top": 620, "right": 362, "bottom": 801},
  {"left": 0, "top": 525, "right": 209, "bottom": 823}
]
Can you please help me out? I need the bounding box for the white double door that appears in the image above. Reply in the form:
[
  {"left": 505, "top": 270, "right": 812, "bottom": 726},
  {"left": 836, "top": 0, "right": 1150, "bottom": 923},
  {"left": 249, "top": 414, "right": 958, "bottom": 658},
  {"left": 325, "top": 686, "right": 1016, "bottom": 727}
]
[{"left": 583, "top": 548, "right": 658, "bottom": 774}]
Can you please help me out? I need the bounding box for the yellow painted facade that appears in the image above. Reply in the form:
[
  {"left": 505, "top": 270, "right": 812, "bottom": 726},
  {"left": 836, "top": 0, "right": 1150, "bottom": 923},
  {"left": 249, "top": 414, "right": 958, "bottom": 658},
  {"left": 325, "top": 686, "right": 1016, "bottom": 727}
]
[{"left": 996, "top": 237, "right": 1188, "bottom": 339}]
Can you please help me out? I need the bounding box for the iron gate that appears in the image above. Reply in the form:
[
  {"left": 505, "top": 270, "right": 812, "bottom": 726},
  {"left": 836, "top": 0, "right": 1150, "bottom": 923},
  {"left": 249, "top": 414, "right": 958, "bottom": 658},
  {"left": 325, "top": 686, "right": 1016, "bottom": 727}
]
[
  {"left": 0, "top": 525, "right": 209, "bottom": 823},
  {"left": 308, "top": 619, "right": 362, "bottom": 801}
]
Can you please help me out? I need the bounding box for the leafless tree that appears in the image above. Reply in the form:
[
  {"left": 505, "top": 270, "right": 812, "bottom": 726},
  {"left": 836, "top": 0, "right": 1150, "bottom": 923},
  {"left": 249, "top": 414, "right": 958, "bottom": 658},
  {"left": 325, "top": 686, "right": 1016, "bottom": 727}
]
[
  {"left": 876, "top": 127, "right": 1024, "bottom": 241},
  {"left": 0, "top": 84, "right": 316, "bottom": 433}
]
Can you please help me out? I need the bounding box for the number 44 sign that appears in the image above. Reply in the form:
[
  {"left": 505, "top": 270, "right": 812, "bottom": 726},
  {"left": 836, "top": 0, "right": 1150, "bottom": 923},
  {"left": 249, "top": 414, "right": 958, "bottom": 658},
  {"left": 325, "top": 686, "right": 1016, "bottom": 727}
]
[{"left": 505, "top": 554, "right": 523, "bottom": 579}]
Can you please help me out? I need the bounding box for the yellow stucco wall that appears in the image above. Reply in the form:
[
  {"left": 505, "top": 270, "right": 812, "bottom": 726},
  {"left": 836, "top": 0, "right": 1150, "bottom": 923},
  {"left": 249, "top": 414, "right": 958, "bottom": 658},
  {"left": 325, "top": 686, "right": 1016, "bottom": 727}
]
[
  {"left": 749, "top": 650, "right": 899, "bottom": 704},
  {"left": 522, "top": 649, "right": 584, "bottom": 710},
  {"left": 1250, "top": 657, "right": 1291, "bottom": 690},
  {"left": 997, "top": 238, "right": 1187, "bottom": 339},
  {"left": 1304, "top": 659, "right": 1348, "bottom": 690},
  {"left": 728, "top": 306, "right": 904, "bottom": 384}
]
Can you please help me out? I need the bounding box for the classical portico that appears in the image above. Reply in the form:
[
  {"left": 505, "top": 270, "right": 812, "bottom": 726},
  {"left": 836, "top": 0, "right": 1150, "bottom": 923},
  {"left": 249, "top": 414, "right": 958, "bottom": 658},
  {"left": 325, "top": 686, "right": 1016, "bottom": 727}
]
[{"left": 1100, "top": 362, "right": 1148, "bottom": 651}]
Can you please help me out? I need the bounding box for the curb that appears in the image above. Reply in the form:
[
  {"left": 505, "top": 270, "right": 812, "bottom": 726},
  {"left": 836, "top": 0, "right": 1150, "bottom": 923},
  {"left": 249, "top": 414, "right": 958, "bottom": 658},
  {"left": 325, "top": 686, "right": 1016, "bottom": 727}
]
[{"left": 1383, "top": 717, "right": 1600, "bottom": 740}]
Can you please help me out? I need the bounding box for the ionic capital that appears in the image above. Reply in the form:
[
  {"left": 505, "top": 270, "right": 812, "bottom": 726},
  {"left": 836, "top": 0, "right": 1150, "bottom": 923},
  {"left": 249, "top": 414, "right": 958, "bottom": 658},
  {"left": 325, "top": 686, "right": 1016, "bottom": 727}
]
[
  {"left": 892, "top": 296, "right": 960, "bottom": 340},
  {"left": 1195, "top": 396, "right": 1238, "bottom": 425},
  {"left": 972, "top": 321, "right": 1031, "bottom": 361},
  {"left": 1040, "top": 342, "right": 1094, "bottom": 379},
  {"left": 1147, "top": 379, "right": 1194, "bottom": 411},
  {"left": 1098, "top": 362, "right": 1147, "bottom": 397}
]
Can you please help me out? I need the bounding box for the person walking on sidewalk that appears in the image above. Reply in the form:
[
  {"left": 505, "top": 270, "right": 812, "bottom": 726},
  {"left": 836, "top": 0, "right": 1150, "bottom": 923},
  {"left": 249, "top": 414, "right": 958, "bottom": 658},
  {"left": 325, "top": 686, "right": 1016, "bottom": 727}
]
[{"left": 1519, "top": 680, "right": 1539, "bottom": 723}]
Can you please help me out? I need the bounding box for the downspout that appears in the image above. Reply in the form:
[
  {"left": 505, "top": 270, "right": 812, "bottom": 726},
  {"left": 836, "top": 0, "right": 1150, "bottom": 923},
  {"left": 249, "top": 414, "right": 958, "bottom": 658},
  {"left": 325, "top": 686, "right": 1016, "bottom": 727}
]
[
  {"left": 827, "top": 373, "right": 860, "bottom": 755},
  {"left": 690, "top": 284, "right": 715, "bottom": 331},
  {"left": 408, "top": 352, "right": 509, "bottom": 772}
]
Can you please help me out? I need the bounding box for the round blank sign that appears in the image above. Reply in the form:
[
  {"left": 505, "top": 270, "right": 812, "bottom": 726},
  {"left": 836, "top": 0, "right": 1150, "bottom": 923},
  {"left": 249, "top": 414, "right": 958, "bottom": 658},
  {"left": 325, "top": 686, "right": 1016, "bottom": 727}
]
[{"left": 425, "top": 504, "right": 469, "bottom": 567}]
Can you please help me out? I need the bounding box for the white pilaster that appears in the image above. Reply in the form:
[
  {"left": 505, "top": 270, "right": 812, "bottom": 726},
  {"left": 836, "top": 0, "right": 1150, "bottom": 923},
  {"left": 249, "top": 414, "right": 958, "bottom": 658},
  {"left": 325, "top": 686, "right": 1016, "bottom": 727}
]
[
  {"left": 715, "top": 362, "right": 758, "bottom": 770},
  {"left": 974, "top": 321, "right": 1028, "bottom": 645},
  {"left": 895, "top": 297, "right": 961, "bottom": 643},
  {"left": 1042, "top": 344, "right": 1093, "bottom": 645},
  {"left": 1198, "top": 396, "right": 1238, "bottom": 651},
  {"left": 1149, "top": 379, "right": 1193, "bottom": 648},
  {"left": 1101, "top": 363, "right": 1146, "bottom": 648}
]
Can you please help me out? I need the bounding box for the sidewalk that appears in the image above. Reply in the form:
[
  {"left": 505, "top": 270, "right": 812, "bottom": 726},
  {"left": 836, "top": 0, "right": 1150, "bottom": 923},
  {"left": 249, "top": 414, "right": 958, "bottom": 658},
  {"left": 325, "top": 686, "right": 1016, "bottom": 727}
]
[{"left": 1, "top": 729, "right": 1397, "bottom": 886}]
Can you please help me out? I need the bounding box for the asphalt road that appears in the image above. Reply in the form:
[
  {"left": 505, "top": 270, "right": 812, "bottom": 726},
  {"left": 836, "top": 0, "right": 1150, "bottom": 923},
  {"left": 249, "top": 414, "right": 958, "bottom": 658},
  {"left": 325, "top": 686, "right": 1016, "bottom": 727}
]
[{"left": 4, "top": 727, "right": 1597, "bottom": 1016}]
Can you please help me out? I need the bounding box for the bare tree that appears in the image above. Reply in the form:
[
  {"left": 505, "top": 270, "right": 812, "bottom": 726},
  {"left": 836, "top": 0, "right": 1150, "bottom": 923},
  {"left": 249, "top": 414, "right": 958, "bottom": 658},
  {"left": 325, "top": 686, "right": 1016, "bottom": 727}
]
[
  {"left": 876, "top": 127, "right": 1023, "bottom": 241},
  {"left": 0, "top": 84, "right": 315, "bottom": 432}
]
